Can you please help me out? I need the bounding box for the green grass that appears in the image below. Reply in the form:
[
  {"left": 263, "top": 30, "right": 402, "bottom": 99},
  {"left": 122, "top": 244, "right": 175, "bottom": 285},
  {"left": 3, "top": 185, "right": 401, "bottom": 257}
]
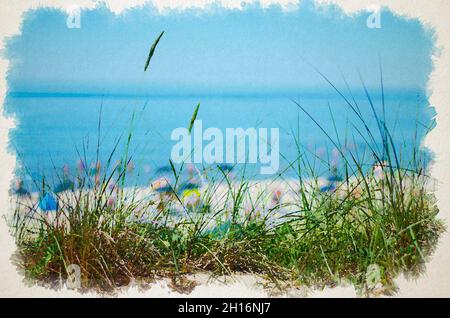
[{"left": 8, "top": 66, "right": 445, "bottom": 296}]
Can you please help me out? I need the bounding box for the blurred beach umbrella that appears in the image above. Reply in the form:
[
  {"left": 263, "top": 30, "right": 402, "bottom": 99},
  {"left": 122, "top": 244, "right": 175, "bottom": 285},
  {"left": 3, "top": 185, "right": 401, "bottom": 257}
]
[
  {"left": 54, "top": 179, "right": 75, "bottom": 193},
  {"left": 216, "top": 164, "right": 235, "bottom": 179},
  {"left": 89, "top": 161, "right": 101, "bottom": 176},
  {"left": 154, "top": 165, "right": 175, "bottom": 185},
  {"left": 151, "top": 177, "right": 174, "bottom": 214},
  {"left": 178, "top": 180, "right": 201, "bottom": 194},
  {"left": 12, "top": 178, "right": 30, "bottom": 197},
  {"left": 327, "top": 165, "right": 343, "bottom": 183},
  {"left": 127, "top": 160, "right": 135, "bottom": 173},
  {"left": 13, "top": 187, "right": 30, "bottom": 197},
  {"left": 152, "top": 165, "right": 176, "bottom": 196},
  {"left": 176, "top": 164, "right": 205, "bottom": 202},
  {"left": 186, "top": 163, "right": 196, "bottom": 176},
  {"left": 327, "top": 174, "right": 343, "bottom": 183},
  {"left": 151, "top": 177, "right": 173, "bottom": 194},
  {"left": 320, "top": 166, "right": 342, "bottom": 193},
  {"left": 76, "top": 159, "right": 86, "bottom": 173},
  {"left": 94, "top": 174, "right": 101, "bottom": 186},
  {"left": 178, "top": 166, "right": 202, "bottom": 191},
  {"left": 271, "top": 188, "right": 283, "bottom": 205},
  {"left": 181, "top": 188, "right": 201, "bottom": 208},
  {"left": 320, "top": 183, "right": 336, "bottom": 193},
  {"left": 184, "top": 163, "right": 206, "bottom": 186},
  {"left": 38, "top": 193, "right": 58, "bottom": 212},
  {"left": 217, "top": 164, "right": 233, "bottom": 172},
  {"left": 54, "top": 164, "right": 75, "bottom": 193},
  {"left": 155, "top": 165, "right": 173, "bottom": 175}
]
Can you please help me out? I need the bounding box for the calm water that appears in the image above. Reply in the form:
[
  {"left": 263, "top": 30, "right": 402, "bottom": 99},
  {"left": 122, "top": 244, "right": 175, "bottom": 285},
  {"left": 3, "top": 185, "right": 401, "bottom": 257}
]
[{"left": 5, "top": 91, "right": 433, "bottom": 187}]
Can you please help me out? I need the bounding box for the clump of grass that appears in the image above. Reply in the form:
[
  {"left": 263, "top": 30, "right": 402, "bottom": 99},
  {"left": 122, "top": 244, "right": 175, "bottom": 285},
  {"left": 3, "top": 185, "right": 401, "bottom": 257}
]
[{"left": 8, "top": 71, "right": 445, "bottom": 296}]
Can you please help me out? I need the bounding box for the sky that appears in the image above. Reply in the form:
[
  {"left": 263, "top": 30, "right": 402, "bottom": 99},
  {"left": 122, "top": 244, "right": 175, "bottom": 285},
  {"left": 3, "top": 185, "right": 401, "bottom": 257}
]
[{"left": 4, "top": 0, "right": 434, "bottom": 96}]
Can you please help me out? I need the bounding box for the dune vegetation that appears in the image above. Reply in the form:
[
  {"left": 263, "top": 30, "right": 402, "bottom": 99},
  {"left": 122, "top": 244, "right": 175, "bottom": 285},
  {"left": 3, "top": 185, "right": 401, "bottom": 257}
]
[{"left": 7, "top": 34, "right": 445, "bottom": 296}]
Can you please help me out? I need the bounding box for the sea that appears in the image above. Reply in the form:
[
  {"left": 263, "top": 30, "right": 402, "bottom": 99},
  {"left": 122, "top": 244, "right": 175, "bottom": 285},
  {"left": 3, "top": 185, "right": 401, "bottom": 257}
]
[{"left": 4, "top": 90, "right": 434, "bottom": 189}]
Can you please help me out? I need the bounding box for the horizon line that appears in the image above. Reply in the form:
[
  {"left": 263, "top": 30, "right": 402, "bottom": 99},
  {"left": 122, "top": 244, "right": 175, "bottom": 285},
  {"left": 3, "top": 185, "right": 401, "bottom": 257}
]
[{"left": 8, "top": 88, "right": 426, "bottom": 100}]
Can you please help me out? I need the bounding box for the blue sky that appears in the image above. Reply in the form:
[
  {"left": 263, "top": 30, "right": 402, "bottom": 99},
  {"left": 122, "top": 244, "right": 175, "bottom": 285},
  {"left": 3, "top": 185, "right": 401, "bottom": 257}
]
[{"left": 5, "top": 0, "right": 434, "bottom": 95}]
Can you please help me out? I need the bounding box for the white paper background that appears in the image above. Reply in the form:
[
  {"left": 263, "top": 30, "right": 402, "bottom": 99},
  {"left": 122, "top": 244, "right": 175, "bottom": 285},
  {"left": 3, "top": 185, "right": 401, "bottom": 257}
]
[{"left": 0, "top": 0, "right": 449, "bottom": 297}]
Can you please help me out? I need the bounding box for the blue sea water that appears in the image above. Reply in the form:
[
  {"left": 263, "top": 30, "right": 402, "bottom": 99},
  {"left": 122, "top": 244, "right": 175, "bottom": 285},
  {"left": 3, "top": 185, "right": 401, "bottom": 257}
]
[{"left": 5, "top": 90, "right": 434, "bottom": 188}]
